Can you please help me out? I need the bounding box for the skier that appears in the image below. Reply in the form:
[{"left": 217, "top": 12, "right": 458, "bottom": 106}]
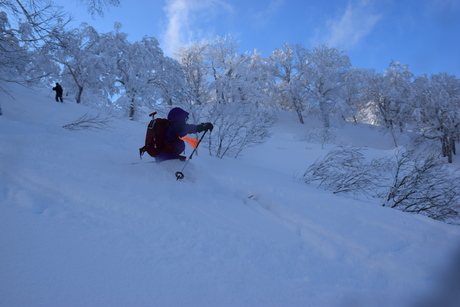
[
  {"left": 52, "top": 83, "right": 63, "bottom": 102},
  {"left": 155, "top": 107, "right": 213, "bottom": 162}
]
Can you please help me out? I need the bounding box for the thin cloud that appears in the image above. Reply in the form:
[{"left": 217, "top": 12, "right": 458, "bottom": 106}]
[
  {"left": 252, "top": 0, "right": 285, "bottom": 29},
  {"left": 313, "top": 0, "right": 383, "bottom": 49},
  {"left": 161, "top": 0, "right": 233, "bottom": 55}
]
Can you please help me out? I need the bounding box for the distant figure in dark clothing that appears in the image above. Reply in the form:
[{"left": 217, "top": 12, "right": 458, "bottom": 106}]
[{"left": 52, "top": 83, "right": 63, "bottom": 102}]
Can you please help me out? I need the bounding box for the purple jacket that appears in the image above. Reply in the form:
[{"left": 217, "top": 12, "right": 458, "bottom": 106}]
[{"left": 156, "top": 107, "right": 198, "bottom": 161}]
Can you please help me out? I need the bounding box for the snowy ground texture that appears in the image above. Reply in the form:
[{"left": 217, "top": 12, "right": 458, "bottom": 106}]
[{"left": 1, "top": 85, "right": 460, "bottom": 307}]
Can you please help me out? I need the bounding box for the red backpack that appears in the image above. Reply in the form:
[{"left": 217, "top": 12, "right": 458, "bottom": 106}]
[{"left": 139, "top": 112, "right": 176, "bottom": 159}]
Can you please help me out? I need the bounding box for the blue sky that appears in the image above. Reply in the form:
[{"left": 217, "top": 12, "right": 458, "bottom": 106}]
[{"left": 64, "top": 0, "right": 460, "bottom": 77}]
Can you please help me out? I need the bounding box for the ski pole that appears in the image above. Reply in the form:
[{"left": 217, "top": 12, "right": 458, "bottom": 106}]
[{"left": 175, "top": 130, "right": 208, "bottom": 180}]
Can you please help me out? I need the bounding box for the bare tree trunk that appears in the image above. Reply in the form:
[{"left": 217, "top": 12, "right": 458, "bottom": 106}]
[
  {"left": 319, "top": 100, "right": 330, "bottom": 129},
  {"left": 447, "top": 136, "right": 453, "bottom": 163},
  {"left": 129, "top": 98, "right": 135, "bottom": 120},
  {"left": 292, "top": 97, "right": 304, "bottom": 124},
  {"left": 442, "top": 134, "right": 448, "bottom": 157},
  {"left": 75, "top": 85, "right": 83, "bottom": 104},
  {"left": 295, "top": 108, "right": 304, "bottom": 124},
  {"left": 441, "top": 134, "right": 454, "bottom": 163}
]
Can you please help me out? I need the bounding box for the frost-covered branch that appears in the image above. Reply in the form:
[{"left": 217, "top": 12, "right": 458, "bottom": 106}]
[
  {"left": 382, "top": 150, "right": 460, "bottom": 223},
  {"left": 301, "top": 146, "right": 388, "bottom": 197},
  {"left": 62, "top": 112, "right": 112, "bottom": 131}
]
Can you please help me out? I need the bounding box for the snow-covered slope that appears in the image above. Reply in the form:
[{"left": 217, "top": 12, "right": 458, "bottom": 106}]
[{"left": 1, "top": 85, "right": 460, "bottom": 307}]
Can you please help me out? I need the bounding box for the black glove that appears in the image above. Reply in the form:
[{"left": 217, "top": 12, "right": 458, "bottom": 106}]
[{"left": 197, "top": 122, "right": 213, "bottom": 133}]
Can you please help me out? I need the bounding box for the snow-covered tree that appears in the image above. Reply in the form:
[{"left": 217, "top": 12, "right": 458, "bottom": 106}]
[
  {"left": 235, "top": 51, "right": 275, "bottom": 109},
  {"left": 156, "top": 55, "right": 185, "bottom": 107},
  {"left": 1, "top": 0, "right": 69, "bottom": 47},
  {"left": 0, "top": 1, "right": 67, "bottom": 92},
  {"left": 297, "top": 44, "right": 351, "bottom": 129},
  {"left": 301, "top": 146, "right": 387, "bottom": 197},
  {"left": 382, "top": 61, "right": 414, "bottom": 130},
  {"left": 359, "top": 61, "right": 414, "bottom": 146},
  {"left": 268, "top": 42, "right": 306, "bottom": 124},
  {"left": 358, "top": 70, "right": 385, "bottom": 125},
  {"left": 383, "top": 150, "right": 460, "bottom": 222},
  {"left": 302, "top": 146, "right": 460, "bottom": 223},
  {"left": 101, "top": 26, "right": 184, "bottom": 119},
  {"left": 209, "top": 51, "right": 275, "bottom": 158},
  {"left": 0, "top": 11, "right": 29, "bottom": 89},
  {"left": 44, "top": 24, "right": 109, "bottom": 104},
  {"left": 208, "top": 103, "right": 275, "bottom": 158},
  {"left": 339, "top": 68, "right": 371, "bottom": 123},
  {"left": 194, "top": 36, "right": 276, "bottom": 158},
  {"left": 175, "top": 41, "right": 211, "bottom": 123},
  {"left": 412, "top": 73, "right": 460, "bottom": 163}
]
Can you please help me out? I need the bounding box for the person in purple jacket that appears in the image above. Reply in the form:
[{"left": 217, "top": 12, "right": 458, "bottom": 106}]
[{"left": 155, "top": 107, "right": 213, "bottom": 162}]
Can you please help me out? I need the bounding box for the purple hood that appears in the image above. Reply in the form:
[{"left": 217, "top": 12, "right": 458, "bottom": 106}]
[{"left": 168, "top": 107, "right": 189, "bottom": 123}]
